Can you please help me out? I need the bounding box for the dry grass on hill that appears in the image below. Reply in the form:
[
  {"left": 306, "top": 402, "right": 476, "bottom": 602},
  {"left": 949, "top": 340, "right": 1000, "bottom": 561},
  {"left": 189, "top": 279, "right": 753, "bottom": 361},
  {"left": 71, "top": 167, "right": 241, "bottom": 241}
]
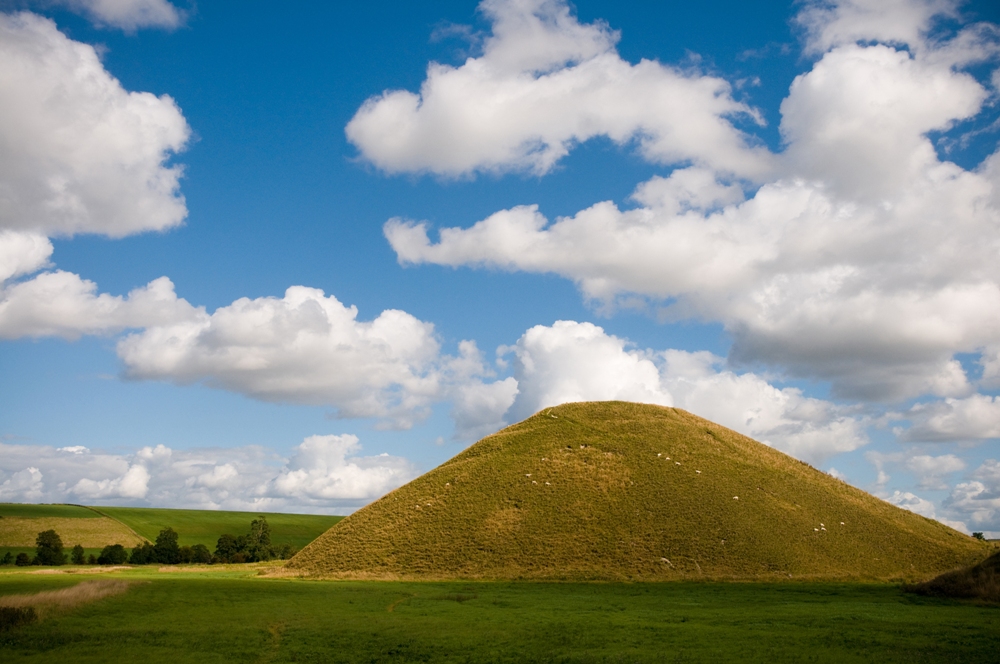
[
  {"left": 0, "top": 517, "right": 144, "bottom": 548},
  {"left": 288, "top": 402, "right": 989, "bottom": 581}
]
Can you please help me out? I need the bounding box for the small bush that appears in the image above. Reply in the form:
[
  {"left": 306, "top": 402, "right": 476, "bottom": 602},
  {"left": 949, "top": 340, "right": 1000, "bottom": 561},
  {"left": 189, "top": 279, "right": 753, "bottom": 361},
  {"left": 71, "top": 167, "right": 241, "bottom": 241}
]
[
  {"left": 0, "top": 606, "right": 37, "bottom": 632},
  {"left": 15, "top": 553, "right": 31, "bottom": 567},
  {"left": 71, "top": 544, "right": 86, "bottom": 565},
  {"left": 97, "top": 544, "right": 129, "bottom": 565},
  {"left": 87, "top": 554, "right": 97, "bottom": 565},
  {"left": 190, "top": 544, "right": 212, "bottom": 564},
  {"left": 972, "top": 532, "right": 986, "bottom": 541},
  {"left": 0, "top": 552, "right": 13, "bottom": 566}
]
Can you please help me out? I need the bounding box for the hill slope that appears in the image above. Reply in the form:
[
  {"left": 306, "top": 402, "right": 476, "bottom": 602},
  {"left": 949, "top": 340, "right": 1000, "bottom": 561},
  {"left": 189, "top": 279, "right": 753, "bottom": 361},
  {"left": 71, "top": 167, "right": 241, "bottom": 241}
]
[
  {"left": 91, "top": 507, "right": 343, "bottom": 550},
  {"left": 288, "top": 402, "right": 988, "bottom": 581}
]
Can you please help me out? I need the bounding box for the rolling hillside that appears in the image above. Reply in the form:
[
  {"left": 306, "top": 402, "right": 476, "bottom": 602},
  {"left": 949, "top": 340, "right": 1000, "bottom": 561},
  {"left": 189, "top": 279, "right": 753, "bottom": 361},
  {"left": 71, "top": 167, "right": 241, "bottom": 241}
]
[
  {"left": 1, "top": 504, "right": 342, "bottom": 556},
  {"left": 288, "top": 402, "right": 989, "bottom": 581}
]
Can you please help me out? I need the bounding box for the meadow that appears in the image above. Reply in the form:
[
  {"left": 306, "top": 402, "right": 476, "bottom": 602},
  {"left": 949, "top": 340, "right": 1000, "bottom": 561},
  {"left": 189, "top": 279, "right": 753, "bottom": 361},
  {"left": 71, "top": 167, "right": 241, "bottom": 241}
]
[{"left": 0, "top": 566, "right": 997, "bottom": 663}]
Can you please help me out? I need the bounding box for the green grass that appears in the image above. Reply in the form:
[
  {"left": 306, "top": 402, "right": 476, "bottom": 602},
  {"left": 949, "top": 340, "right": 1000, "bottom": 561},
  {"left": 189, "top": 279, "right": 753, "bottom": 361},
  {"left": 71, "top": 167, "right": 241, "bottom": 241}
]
[
  {"left": 0, "top": 505, "right": 99, "bottom": 519},
  {"left": 292, "top": 402, "right": 989, "bottom": 581},
  {"left": 91, "top": 507, "right": 342, "bottom": 549},
  {"left": 0, "top": 569, "right": 997, "bottom": 662}
]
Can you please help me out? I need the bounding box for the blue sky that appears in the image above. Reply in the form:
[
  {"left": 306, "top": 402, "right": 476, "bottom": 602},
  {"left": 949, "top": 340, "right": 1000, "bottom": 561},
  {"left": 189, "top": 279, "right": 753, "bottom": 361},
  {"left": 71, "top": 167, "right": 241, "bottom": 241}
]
[{"left": 1, "top": 0, "right": 999, "bottom": 532}]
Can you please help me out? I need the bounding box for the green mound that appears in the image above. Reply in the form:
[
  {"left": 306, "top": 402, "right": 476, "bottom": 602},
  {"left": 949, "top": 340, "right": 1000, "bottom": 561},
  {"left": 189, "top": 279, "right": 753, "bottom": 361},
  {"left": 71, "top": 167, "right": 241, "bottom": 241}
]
[
  {"left": 906, "top": 550, "right": 1000, "bottom": 602},
  {"left": 92, "top": 506, "right": 343, "bottom": 550},
  {"left": 288, "top": 402, "right": 988, "bottom": 581}
]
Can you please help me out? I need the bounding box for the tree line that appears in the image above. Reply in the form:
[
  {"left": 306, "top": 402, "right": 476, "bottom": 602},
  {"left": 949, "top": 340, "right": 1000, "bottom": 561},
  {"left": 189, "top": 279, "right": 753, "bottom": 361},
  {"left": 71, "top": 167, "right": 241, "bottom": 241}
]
[{"left": 0, "top": 515, "right": 298, "bottom": 567}]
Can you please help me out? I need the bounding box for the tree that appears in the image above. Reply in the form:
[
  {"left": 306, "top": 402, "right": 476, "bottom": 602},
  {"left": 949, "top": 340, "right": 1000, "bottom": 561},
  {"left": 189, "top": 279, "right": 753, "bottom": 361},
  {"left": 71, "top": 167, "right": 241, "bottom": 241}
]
[
  {"left": 15, "top": 553, "right": 31, "bottom": 567},
  {"left": 130, "top": 541, "right": 155, "bottom": 565},
  {"left": 97, "top": 544, "right": 129, "bottom": 565},
  {"left": 972, "top": 532, "right": 986, "bottom": 541},
  {"left": 71, "top": 544, "right": 86, "bottom": 565},
  {"left": 246, "top": 516, "right": 274, "bottom": 562},
  {"left": 154, "top": 527, "right": 181, "bottom": 564},
  {"left": 214, "top": 533, "right": 239, "bottom": 562},
  {"left": 35, "top": 529, "right": 66, "bottom": 566},
  {"left": 0, "top": 552, "right": 13, "bottom": 566},
  {"left": 190, "top": 543, "right": 212, "bottom": 564}
]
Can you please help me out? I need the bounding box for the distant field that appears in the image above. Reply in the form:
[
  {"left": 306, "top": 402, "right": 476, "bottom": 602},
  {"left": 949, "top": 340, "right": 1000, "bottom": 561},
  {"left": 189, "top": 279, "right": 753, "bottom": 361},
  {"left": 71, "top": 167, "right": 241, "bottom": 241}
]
[
  {"left": 0, "top": 568, "right": 997, "bottom": 662},
  {"left": 0, "top": 504, "right": 99, "bottom": 519},
  {"left": 0, "top": 516, "right": 144, "bottom": 549},
  {"left": 91, "top": 507, "right": 343, "bottom": 549}
]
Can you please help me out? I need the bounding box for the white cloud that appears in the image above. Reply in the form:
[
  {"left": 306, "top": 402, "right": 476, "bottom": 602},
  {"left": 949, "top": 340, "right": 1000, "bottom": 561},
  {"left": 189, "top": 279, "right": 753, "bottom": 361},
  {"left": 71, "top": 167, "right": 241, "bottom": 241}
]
[
  {"left": 45, "top": 0, "right": 184, "bottom": 31},
  {"left": 71, "top": 463, "right": 150, "bottom": 499},
  {"left": 942, "top": 459, "right": 1000, "bottom": 534},
  {"left": 902, "top": 394, "right": 1000, "bottom": 441},
  {"left": 795, "top": 0, "right": 959, "bottom": 54},
  {"left": 0, "top": 466, "right": 44, "bottom": 501},
  {"left": 0, "top": 436, "right": 418, "bottom": 513},
  {"left": 0, "top": 231, "right": 51, "bottom": 283},
  {"left": 0, "top": 272, "right": 201, "bottom": 340},
  {"left": 346, "top": 0, "right": 771, "bottom": 179},
  {"left": 386, "top": 14, "right": 1000, "bottom": 401},
  {"left": 886, "top": 488, "right": 969, "bottom": 532},
  {"left": 0, "top": 12, "right": 190, "bottom": 237},
  {"left": 905, "top": 453, "right": 965, "bottom": 489},
  {"left": 117, "top": 286, "right": 446, "bottom": 428},
  {"left": 269, "top": 434, "right": 418, "bottom": 504},
  {"left": 500, "top": 320, "right": 866, "bottom": 464}
]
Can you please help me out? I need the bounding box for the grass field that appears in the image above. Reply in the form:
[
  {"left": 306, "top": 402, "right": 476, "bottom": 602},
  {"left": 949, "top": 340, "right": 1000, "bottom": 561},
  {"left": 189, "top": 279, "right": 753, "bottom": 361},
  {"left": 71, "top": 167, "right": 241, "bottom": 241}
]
[
  {"left": 0, "top": 567, "right": 997, "bottom": 662},
  {"left": 91, "top": 507, "right": 343, "bottom": 550},
  {"left": 0, "top": 505, "right": 100, "bottom": 519}
]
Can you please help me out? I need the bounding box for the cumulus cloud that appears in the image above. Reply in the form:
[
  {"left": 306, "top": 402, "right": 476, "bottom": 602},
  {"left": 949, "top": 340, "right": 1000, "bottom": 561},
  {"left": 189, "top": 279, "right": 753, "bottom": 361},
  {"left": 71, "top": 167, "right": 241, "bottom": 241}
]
[
  {"left": 905, "top": 453, "right": 965, "bottom": 489},
  {"left": 0, "top": 230, "right": 51, "bottom": 283},
  {"left": 0, "top": 272, "right": 201, "bottom": 340},
  {"left": 346, "top": 0, "right": 771, "bottom": 179},
  {"left": 117, "top": 286, "right": 446, "bottom": 427},
  {"left": 886, "top": 489, "right": 969, "bottom": 532},
  {"left": 795, "top": 0, "right": 959, "bottom": 54},
  {"left": 0, "top": 12, "right": 190, "bottom": 237},
  {"left": 0, "top": 436, "right": 417, "bottom": 513},
  {"left": 386, "top": 3, "right": 1000, "bottom": 402},
  {"left": 942, "top": 459, "right": 1000, "bottom": 534},
  {"left": 269, "top": 434, "right": 418, "bottom": 504},
  {"left": 44, "top": 0, "right": 183, "bottom": 31},
  {"left": 499, "top": 320, "right": 867, "bottom": 464},
  {"left": 900, "top": 394, "right": 1000, "bottom": 441}
]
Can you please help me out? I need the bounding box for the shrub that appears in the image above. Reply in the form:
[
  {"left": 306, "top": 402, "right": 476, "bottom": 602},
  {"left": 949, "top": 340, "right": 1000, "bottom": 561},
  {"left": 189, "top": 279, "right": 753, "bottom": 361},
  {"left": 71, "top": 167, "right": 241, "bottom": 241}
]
[
  {"left": 15, "top": 553, "right": 31, "bottom": 567},
  {"left": 87, "top": 554, "right": 97, "bottom": 565},
  {"left": 35, "top": 529, "right": 66, "bottom": 566},
  {"left": 71, "top": 544, "right": 86, "bottom": 565},
  {"left": 97, "top": 544, "right": 129, "bottom": 565},
  {"left": 972, "top": 532, "right": 986, "bottom": 541},
  {"left": 0, "top": 552, "right": 13, "bottom": 566},
  {"left": 0, "top": 606, "right": 37, "bottom": 632}
]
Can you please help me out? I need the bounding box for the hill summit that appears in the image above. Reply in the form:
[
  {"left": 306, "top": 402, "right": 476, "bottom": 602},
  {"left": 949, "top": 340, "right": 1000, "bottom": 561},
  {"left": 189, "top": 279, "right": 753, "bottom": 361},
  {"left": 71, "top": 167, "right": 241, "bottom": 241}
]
[{"left": 288, "top": 402, "right": 987, "bottom": 580}]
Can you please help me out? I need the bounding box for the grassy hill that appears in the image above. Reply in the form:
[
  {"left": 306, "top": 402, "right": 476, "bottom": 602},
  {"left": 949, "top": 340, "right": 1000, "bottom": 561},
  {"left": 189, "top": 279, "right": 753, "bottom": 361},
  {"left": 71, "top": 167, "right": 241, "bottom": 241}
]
[
  {"left": 288, "top": 402, "right": 989, "bottom": 581},
  {"left": 91, "top": 507, "right": 342, "bottom": 550},
  {"left": 0, "top": 504, "right": 145, "bottom": 560}
]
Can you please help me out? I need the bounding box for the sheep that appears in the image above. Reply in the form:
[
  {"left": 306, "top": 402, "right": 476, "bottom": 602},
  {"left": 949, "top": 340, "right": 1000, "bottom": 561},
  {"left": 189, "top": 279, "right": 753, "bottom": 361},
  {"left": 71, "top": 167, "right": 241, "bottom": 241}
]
[{"left": 733, "top": 496, "right": 739, "bottom": 500}]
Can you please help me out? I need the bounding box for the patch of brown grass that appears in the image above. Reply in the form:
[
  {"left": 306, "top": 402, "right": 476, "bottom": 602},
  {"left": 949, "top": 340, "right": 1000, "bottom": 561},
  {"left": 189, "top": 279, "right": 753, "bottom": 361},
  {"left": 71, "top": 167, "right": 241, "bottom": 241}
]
[{"left": 0, "top": 579, "right": 134, "bottom": 618}]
